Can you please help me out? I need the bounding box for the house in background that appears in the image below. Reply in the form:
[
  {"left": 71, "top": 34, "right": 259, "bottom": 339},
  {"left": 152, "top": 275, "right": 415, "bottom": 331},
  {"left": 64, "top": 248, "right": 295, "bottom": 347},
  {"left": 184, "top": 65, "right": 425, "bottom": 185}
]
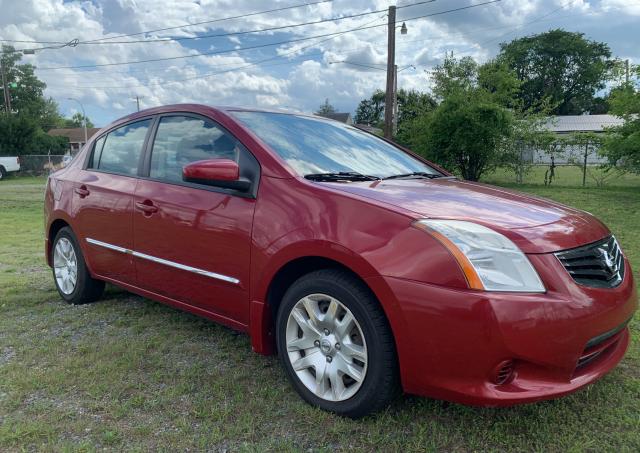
[
  {"left": 532, "top": 114, "right": 624, "bottom": 164},
  {"left": 47, "top": 127, "right": 101, "bottom": 153},
  {"left": 317, "top": 112, "right": 354, "bottom": 125}
]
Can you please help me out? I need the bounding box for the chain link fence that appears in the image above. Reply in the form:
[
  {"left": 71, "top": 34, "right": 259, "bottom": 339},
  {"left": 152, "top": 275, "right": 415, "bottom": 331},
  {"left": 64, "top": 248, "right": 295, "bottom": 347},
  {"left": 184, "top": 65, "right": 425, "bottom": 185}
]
[{"left": 17, "top": 153, "right": 76, "bottom": 176}]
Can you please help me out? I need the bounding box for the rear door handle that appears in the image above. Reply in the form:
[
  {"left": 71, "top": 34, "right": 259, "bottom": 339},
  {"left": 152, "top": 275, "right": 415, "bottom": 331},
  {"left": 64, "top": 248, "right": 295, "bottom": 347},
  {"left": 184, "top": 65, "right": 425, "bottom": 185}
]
[
  {"left": 135, "top": 200, "right": 158, "bottom": 215},
  {"left": 74, "top": 186, "right": 90, "bottom": 198}
]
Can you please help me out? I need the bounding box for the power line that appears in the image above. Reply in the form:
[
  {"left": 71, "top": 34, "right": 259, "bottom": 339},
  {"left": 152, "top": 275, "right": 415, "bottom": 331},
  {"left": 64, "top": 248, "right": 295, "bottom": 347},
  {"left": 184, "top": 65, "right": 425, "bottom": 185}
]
[
  {"left": 19, "top": 0, "right": 436, "bottom": 52},
  {"left": 36, "top": 1, "right": 501, "bottom": 71},
  {"left": 49, "top": 14, "right": 389, "bottom": 91},
  {"left": 62, "top": 1, "right": 438, "bottom": 46},
  {"left": 421, "top": 0, "right": 582, "bottom": 77},
  {"left": 0, "top": 0, "right": 335, "bottom": 46},
  {"left": 43, "top": 10, "right": 584, "bottom": 82},
  {"left": 50, "top": 0, "right": 589, "bottom": 95}
]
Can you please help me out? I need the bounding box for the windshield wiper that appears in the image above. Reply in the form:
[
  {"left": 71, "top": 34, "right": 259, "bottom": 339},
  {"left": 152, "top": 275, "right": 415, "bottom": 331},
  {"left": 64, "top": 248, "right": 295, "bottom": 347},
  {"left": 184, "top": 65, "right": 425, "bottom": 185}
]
[
  {"left": 304, "top": 172, "right": 381, "bottom": 182},
  {"left": 383, "top": 172, "right": 444, "bottom": 180}
]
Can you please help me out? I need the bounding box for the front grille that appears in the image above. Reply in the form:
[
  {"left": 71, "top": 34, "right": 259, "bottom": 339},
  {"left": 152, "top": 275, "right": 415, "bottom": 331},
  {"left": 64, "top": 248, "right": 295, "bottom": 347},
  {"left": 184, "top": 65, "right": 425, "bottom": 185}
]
[{"left": 555, "top": 236, "right": 625, "bottom": 289}]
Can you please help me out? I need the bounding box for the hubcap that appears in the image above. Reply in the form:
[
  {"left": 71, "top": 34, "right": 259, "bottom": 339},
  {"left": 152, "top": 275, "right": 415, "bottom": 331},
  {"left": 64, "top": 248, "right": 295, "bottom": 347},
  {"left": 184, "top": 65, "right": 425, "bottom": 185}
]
[
  {"left": 285, "top": 293, "right": 368, "bottom": 402},
  {"left": 53, "top": 237, "right": 78, "bottom": 295}
]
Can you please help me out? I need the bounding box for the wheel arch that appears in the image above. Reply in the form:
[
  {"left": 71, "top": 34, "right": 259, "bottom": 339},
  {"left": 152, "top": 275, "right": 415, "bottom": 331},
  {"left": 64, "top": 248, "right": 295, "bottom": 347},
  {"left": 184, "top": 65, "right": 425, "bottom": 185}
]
[
  {"left": 250, "top": 249, "right": 404, "bottom": 357},
  {"left": 46, "top": 218, "right": 71, "bottom": 266}
]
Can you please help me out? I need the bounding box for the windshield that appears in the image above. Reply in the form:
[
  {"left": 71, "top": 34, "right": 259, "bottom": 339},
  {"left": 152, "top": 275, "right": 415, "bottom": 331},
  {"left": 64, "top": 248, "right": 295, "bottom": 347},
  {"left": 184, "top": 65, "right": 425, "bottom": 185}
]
[{"left": 231, "top": 111, "right": 440, "bottom": 179}]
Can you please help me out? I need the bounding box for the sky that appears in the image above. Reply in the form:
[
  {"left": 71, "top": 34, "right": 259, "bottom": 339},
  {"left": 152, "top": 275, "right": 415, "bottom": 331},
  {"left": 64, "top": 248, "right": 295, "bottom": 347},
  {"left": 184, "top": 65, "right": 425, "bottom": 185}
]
[{"left": 0, "top": 0, "right": 639, "bottom": 127}]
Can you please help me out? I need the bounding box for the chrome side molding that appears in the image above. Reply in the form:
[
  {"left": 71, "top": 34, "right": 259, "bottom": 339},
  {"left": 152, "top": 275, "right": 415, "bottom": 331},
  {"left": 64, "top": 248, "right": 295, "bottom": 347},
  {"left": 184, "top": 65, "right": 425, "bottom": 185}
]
[{"left": 86, "top": 237, "right": 240, "bottom": 285}]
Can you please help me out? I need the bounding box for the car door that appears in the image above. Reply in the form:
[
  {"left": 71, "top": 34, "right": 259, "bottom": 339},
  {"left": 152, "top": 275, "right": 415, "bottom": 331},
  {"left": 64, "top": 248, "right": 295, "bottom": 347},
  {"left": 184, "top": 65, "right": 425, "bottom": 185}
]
[
  {"left": 132, "top": 114, "right": 259, "bottom": 325},
  {"left": 72, "top": 118, "right": 153, "bottom": 284}
]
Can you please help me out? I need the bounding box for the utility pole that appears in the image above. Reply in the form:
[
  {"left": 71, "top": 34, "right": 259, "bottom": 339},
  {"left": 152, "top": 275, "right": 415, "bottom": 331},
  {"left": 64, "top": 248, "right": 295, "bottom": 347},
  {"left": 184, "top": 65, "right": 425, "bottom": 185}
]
[
  {"left": 384, "top": 5, "right": 396, "bottom": 139},
  {"left": 392, "top": 65, "right": 398, "bottom": 135},
  {"left": 1, "top": 58, "right": 10, "bottom": 114},
  {"left": 625, "top": 59, "right": 630, "bottom": 84},
  {"left": 68, "top": 98, "right": 88, "bottom": 145},
  {"left": 133, "top": 95, "right": 141, "bottom": 112}
]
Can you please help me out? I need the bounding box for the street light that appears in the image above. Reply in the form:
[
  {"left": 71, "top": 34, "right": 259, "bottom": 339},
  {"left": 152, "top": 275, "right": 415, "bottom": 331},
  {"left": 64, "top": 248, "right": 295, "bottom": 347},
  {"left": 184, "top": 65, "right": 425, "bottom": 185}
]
[
  {"left": 384, "top": 7, "right": 409, "bottom": 138},
  {"left": 67, "top": 98, "right": 88, "bottom": 146}
]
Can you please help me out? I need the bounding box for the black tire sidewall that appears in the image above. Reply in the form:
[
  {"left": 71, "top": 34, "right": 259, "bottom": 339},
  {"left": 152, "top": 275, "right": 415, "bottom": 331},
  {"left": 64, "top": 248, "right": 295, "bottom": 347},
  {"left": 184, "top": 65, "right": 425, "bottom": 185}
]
[
  {"left": 52, "top": 227, "right": 91, "bottom": 304},
  {"left": 0, "top": 166, "right": 6, "bottom": 180},
  {"left": 276, "top": 272, "right": 394, "bottom": 417}
]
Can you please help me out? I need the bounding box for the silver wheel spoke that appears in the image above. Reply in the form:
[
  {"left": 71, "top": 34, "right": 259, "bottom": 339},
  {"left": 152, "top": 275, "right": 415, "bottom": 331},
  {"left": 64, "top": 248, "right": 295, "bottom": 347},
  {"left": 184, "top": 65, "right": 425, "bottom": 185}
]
[
  {"left": 335, "top": 354, "right": 365, "bottom": 383},
  {"left": 292, "top": 350, "right": 321, "bottom": 371},
  {"left": 314, "top": 362, "right": 329, "bottom": 397},
  {"left": 291, "top": 307, "right": 320, "bottom": 338},
  {"left": 340, "top": 341, "right": 366, "bottom": 363},
  {"left": 323, "top": 298, "right": 339, "bottom": 325},
  {"left": 301, "top": 297, "right": 322, "bottom": 328},
  {"left": 287, "top": 335, "right": 317, "bottom": 352},
  {"left": 335, "top": 311, "right": 355, "bottom": 339},
  {"left": 328, "top": 365, "right": 346, "bottom": 400}
]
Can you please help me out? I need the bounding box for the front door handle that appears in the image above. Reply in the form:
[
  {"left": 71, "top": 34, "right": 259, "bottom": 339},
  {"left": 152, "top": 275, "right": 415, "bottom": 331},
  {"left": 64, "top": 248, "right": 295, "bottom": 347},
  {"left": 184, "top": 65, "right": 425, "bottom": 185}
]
[
  {"left": 135, "top": 200, "right": 158, "bottom": 215},
  {"left": 74, "top": 185, "right": 90, "bottom": 198}
]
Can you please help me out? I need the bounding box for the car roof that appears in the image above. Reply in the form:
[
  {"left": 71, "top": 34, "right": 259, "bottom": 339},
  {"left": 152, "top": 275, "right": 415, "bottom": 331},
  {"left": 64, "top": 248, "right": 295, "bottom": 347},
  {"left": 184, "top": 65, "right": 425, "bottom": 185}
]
[{"left": 112, "top": 103, "right": 329, "bottom": 125}]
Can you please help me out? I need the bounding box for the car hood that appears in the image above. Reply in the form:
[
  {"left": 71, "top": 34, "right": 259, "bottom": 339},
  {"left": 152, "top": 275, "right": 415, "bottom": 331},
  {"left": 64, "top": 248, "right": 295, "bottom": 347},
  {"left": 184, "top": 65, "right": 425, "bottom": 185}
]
[{"left": 323, "top": 178, "right": 610, "bottom": 253}]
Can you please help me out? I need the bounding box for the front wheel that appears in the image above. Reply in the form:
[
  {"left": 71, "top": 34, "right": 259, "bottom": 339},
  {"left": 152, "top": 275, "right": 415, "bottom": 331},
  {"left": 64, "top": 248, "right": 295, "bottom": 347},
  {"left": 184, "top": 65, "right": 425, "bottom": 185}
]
[
  {"left": 51, "top": 227, "right": 105, "bottom": 304},
  {"left": 276, "top": 269, "right": 399, "bottom": 418}
]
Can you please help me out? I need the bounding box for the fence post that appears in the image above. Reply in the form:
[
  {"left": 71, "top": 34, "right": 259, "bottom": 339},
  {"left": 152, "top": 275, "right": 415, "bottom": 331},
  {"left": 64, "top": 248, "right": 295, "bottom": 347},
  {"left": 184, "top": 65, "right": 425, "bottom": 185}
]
[{"left": 582, "top": 142, "right": 588, "bottom": 187}]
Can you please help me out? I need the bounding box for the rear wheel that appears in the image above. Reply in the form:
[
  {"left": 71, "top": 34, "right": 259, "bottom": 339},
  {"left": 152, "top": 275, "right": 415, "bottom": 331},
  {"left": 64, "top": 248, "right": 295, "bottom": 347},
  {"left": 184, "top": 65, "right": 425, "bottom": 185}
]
[
  {"left": 52, "top": 227, "right": 105, "bottom": 304},
  {"left": 276, "top": 269, "right": 399, "bottom": 418},
  {"left": 0, "top": 166, "right": 6, "bottom": 180}
]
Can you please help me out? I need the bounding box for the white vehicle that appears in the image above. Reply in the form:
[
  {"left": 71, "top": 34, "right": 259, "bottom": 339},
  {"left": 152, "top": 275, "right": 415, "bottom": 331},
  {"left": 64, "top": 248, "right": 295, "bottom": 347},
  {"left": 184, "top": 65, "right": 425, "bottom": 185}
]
[{"left": 0, "top": 156, "right": 20, "bottom": 180}]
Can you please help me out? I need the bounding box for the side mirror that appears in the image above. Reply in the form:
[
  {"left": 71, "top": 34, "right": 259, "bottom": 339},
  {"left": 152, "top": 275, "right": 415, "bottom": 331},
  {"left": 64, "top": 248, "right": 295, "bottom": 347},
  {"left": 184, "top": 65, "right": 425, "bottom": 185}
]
[{"left": 183, "top": 159, "right": 251, "bottom": 192}]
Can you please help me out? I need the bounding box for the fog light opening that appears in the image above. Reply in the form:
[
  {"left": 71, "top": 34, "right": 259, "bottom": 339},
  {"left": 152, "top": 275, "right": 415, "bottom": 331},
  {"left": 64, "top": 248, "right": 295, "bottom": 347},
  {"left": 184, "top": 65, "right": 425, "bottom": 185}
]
[{"left": 491, "top": 359, "right": 515, "bottom": 385}]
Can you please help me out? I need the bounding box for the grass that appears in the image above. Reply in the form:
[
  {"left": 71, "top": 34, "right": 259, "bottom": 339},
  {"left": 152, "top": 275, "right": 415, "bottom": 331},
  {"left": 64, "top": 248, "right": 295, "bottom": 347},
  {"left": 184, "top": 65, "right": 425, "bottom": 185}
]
[
  {"left": 484, "top": 164, "right": 640, "bottom": 188},
  {"left": 0, "top": 171, "right": 638, "bottom": 452}
]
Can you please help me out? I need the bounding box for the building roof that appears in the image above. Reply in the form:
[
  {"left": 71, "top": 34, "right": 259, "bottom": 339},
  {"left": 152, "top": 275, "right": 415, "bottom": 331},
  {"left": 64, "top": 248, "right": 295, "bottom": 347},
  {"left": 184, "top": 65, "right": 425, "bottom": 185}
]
[
  {"left": 543, "top": 115, "right": 624, "bottom": 133},
  {"left": 317, "top": 112, "right": 352, "bottom": 123},
  {"left": 47, "top": 127, "right": 101, "bottom": 143},
  {"left": 355, "top": 124, "right": 383, "bottom": 135}
]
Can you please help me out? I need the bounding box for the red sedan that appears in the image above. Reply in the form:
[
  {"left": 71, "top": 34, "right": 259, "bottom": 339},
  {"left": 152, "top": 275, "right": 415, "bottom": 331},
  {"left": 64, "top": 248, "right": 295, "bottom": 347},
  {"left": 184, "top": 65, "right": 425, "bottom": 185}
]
[{"left": 44, "top": 104, "right": 637, "bottom": 418}]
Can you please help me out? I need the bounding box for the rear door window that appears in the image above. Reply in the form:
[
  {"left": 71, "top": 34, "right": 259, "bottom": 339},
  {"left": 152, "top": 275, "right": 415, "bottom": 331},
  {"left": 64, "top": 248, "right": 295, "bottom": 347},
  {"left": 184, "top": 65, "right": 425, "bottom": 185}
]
[{"left": 93, "top": 119, "right": 151, "bottom": 176}]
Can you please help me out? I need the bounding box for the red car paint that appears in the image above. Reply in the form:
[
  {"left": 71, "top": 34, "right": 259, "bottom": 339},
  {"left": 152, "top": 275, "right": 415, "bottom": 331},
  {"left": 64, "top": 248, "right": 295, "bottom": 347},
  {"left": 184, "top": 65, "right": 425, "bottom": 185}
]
[{"left": 44, "top": 104, "right": 637, "bottom": 406}]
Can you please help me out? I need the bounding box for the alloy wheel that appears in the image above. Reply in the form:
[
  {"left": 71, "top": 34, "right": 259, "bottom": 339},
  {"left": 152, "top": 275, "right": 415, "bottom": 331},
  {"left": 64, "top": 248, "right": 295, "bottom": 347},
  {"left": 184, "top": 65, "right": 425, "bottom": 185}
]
[
  {"left": 53, "top": 237, "right": 78, "bottom": 295},
  {"left": 285, "top": 293, "right": 368, "bottom": 402}
]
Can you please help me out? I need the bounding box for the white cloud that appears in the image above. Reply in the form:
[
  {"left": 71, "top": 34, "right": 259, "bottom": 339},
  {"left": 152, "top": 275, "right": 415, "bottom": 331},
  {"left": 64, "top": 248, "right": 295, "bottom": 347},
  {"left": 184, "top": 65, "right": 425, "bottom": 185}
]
[
  {"left": 601, "top": 0, "right": 640, "bottom": 15},
  {"left": 0, "top": 0, "right": 637, "bottom": 125}
]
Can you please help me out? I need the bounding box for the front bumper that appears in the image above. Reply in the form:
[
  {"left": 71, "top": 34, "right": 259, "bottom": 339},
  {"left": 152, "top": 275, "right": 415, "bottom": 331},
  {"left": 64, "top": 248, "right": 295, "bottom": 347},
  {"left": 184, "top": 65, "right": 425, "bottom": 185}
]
[{"left": 373, "top": 253, "right": 637, "bottom": 406}]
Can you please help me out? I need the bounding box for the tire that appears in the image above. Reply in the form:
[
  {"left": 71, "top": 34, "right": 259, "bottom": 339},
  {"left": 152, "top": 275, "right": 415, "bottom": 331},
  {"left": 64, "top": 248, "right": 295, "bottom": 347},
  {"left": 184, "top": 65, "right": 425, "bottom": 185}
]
[
  {"left": 276, "top": 269, "right": 399, "bottom": 418},
  {"left": 51, "top": 227, "right": 105, "bottom": 304},
  {"left": 0, "top": 166, "right": 6, "bottom": 180}
]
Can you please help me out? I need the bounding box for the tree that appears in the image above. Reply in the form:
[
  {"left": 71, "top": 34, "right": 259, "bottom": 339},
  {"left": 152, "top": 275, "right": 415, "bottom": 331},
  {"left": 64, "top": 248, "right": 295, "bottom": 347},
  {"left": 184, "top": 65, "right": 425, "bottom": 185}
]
[
  {"left": 394, "top": 90, "right": 436, "bottom": 145},
  {"left": 565, "top": 132, "right": 604, "bottom": 186},
  {"left": 64, "top": 112, "right": 94, "bottom": 128},
  {"left": 354, "top": 90, "right": 385, "bottom": 126},
  {"left": 353, "top": 89, "right": 435, "bottom": 137},
  {"left": 315, "top": 98, "right": 336, "bottom": 115},
  {"left": 601, "top": 65, "right": 640, "bottom": 173},
  {"left": 498, "top": 29, "right": 612, "bottom": 115},
  {"left": 503, "top": 116, "right": 556, "bottom": 184},
  {"left": 0, "top": 46, "right": 64, "bottom": 127},
  {"left": 404, "top": 57, "right": 516, "bottom": 181},
  {"left": 0, "top": 114, "right": 38, "bottom": 156}
]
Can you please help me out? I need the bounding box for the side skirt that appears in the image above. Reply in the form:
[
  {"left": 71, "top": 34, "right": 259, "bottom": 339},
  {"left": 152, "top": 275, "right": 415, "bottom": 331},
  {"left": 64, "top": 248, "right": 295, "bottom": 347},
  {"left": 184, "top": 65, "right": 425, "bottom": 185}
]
[{"left": 92, "top": 273, "right": 249, "bottom": 333}]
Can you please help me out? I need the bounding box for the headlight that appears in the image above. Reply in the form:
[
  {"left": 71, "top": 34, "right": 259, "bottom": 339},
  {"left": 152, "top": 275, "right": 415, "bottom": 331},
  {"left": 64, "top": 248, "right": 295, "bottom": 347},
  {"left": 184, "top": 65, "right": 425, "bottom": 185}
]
[{"left": 413, "top": 219, "right": 545, "bottom": 293}]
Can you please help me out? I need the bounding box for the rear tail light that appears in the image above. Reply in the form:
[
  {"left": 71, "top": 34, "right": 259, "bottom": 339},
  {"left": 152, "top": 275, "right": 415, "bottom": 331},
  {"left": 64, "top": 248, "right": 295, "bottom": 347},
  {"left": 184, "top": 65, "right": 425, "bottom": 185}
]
[
  {"left": 17, "top": 156, "right": 21, "bottom": 165},
  {"left": 491, "top": 359, "right": 515, "bottom": 385}
]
